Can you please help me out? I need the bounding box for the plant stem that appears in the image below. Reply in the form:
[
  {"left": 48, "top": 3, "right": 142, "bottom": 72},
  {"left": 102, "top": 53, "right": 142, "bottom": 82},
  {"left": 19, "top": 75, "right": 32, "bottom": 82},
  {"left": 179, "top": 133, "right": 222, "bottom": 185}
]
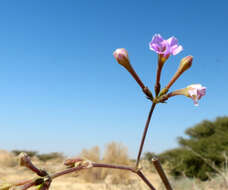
[
  {"left": 93, "top": 163, "right": 135, "bottom": 172},
  {"left": 152, "top": 158, "right": 173, "bottom": 190},
  {"left": 51, "top": 165, "right": 85, "bottom": 179},
  {"left": 136, "top": 170, "right": 156, "bottom": 190},
  {"left": 155, "top": 64, "right": 162, "bottom": 96},
  {"left": 136, "top": 103, "right": 156, "bottom": 168}
]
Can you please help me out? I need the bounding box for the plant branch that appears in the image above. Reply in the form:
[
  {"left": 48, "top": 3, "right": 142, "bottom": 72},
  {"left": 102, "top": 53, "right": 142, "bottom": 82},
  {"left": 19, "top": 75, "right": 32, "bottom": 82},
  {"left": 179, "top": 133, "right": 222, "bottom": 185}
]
[
  {"left": 136, "top": 103, "right": 156, "bottom": 168},
  {"left": 12, "top": 157, "right": 157, "bottom": 190}
]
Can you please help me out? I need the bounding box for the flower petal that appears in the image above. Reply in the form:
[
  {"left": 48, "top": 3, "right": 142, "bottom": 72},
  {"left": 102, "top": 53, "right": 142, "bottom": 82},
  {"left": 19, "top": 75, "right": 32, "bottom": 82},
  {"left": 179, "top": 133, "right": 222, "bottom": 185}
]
[
  {"left": 149, "top": 34, "right": 166, "bottom": 54},
  {"left": 167, "top": 36, "right": 178, "bottom": 46},
  {"left": 172, "top": 45, "right": 183, "bottom": 55},
  {"left": 151, "top": 34, "right": 164, "bottom": 44}
]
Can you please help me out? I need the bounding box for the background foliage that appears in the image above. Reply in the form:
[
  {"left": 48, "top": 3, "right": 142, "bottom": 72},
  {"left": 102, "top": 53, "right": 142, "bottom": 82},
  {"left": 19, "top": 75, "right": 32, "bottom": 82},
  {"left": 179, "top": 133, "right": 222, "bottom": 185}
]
[{"left": 145, "top": 116, "right": 228, "bottom": 180}]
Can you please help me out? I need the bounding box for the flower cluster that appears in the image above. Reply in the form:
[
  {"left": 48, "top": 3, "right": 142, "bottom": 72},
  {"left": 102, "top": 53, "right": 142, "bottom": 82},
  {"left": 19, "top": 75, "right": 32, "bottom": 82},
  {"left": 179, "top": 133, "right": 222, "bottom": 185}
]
[{"left": 113, "top": 34, "right": 206, "bottom": 106}]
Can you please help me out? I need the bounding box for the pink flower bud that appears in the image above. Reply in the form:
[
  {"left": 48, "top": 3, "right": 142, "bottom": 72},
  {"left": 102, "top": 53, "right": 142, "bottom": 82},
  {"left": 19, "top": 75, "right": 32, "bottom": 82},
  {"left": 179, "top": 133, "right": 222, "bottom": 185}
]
[
  {"left": 113, "top": 48, "right": 130, "bottom": 70},
  {"left": 113, "top": 48, "right": 154, "bottom": 100}
]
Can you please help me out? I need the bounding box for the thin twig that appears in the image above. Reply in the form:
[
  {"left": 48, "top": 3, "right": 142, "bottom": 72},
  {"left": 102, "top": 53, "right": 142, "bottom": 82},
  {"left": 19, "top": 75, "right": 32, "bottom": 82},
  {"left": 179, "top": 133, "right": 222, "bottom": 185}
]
[
  {"left": 136, "top": 103, "right": 156, "bottom": 168},
  {"left": 93, "top": 163, "right": 135, "bottom": 172}
]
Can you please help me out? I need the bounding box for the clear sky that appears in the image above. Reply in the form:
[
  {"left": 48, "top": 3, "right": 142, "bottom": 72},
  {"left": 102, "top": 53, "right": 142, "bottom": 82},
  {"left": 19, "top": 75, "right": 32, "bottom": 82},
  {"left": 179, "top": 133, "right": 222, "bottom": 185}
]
[{"left": 0, "top": 0, "right": 227, "bottom": 158}]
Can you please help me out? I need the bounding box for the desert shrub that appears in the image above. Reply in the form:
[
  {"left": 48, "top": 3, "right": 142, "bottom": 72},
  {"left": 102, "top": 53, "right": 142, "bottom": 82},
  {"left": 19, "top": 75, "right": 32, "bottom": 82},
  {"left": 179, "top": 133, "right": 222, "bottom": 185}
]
[
  {"left": 157, "top": 116, "right": 228, "bottom": 180},
  {"left": 37, "top": 152, "right": 64, "bottom": 162},
  {"left": 79, "top": 146, "right": 102, "bottom": 182},
  {"left": 101, "top": 142, "right": 131, "bottom": 184},
  {"left": 0, "top": 150, "right": 17, "bottom": 167},
  {"left": 78, "top": 142, "right": 132, "bottom": 184}
]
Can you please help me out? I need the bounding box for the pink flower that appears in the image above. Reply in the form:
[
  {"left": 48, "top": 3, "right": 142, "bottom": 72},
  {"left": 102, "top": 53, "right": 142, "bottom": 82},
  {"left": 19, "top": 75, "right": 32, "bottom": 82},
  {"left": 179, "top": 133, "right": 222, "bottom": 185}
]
[
  {"left": 149, "top": 34, "right": 183, "bottom": 57},
  {"left": 187, "top": 84, "right": 206, "bottom": 106}
]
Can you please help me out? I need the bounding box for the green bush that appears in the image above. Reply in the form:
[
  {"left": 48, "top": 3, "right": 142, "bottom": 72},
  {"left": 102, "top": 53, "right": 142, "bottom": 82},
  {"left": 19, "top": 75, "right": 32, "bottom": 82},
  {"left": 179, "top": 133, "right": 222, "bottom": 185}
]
[{"left": 157, "top": 116, "right": 228, "bottom": 180}]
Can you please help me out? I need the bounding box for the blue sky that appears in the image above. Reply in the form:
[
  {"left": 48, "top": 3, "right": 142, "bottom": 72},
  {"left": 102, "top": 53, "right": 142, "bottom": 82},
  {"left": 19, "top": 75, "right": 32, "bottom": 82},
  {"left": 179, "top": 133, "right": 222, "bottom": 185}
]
[{"left": 0, "top": 0, "right": 227, "bottom": 158}]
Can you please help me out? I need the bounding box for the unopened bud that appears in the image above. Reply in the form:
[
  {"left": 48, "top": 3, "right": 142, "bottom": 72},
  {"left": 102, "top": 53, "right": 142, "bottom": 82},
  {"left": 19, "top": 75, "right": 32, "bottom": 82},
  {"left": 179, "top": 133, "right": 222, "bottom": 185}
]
[
  {"left": 18, "top": 152, "right": 30, "bottom": 167},
  {"left": 64, "top": 158, "right": 84, "bottom": 167},
  {"left": 113, "top": 48, "right": 150, "bottom": 96},
  {"left": 165, "top": 55, "right": 193, "bottom": 91},
  {"left": 113, "top": 48, "right": 131, "bottom": 70},
  {"left": 178, "top": 56, "right": 193, "bottom": 73},
  {"left": 64, "top": 157, "right": 93, "bottom": 169}
]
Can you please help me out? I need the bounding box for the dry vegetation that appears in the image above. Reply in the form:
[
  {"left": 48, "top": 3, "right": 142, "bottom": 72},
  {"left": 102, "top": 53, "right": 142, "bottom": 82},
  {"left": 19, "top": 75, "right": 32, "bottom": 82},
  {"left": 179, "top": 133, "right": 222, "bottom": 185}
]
[
  {"left": 0, "top": 142, "right": 228, "bottom": 190},
  {"left": 79, "top": 142, "right": 132, "bottom": 184}
]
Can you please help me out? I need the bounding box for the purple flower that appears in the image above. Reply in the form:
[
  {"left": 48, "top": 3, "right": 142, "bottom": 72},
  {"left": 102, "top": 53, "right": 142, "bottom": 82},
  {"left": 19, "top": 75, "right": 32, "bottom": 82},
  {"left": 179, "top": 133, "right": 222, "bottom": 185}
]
[
  {"left": 187, "top": 84, "right": 206, "bottom": 106},
  {"left": 149, "top": 34, "right": 183, "bottom": 57}
]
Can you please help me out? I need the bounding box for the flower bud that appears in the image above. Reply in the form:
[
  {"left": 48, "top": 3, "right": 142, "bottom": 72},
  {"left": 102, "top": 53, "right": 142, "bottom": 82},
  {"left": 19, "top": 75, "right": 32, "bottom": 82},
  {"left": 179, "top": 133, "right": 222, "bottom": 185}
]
[
  {"left": 18, "top": 152, "right": 29, "bottom": 167},
  {"left": 165, "top": 55, "right": 193, "bottom": 91},
  {"left": 64, "top": 158, "right": 84, "bottom": 167},
  {"left": 179, "top": 56, "right": 193, "bottom": 73},
  {"left": 113, "top": 48, "right": 154, "bottom": 100},
  {"left": 113, "top": 48, "right": 131, "bottom": 70}
]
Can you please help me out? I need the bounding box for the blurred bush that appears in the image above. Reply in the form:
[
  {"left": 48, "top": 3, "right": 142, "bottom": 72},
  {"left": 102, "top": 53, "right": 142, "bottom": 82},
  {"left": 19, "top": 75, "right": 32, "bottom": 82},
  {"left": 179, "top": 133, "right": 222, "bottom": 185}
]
[
  {"left": 101, "top": 142, "right": 131, "bottom": 184},
  {"left": 156, "top": 116, "right": 228, "bottom": 180},
  {"left": 0, "top": 150, "right": 17, "bottom": 167},
  {"left": 12, "top": 150, "right": 38, "bottom": 157},
  {"left": 37, "top": 152, "right": 64, "bottom": 161},
  {"left": 12, "top": 150, "right": 63, "bottom": 162}
]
